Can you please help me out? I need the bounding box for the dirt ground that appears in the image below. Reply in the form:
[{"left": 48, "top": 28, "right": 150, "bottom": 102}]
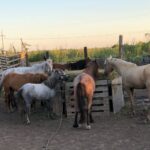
[{"left": 0, "top": 98, "right": 150, "bottom": 150}]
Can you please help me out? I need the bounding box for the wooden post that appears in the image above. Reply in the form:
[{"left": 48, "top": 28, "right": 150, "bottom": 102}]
[
  {"left": 119, "top": 35, "right": 123, "bottom": 59},
  {"left": 84, "top": 47, "right": 88, "bottom": 59}
]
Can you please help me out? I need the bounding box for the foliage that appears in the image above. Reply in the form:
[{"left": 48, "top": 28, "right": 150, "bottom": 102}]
[{"left": 26, "top": 41, "right": 150, "bottom": 63}]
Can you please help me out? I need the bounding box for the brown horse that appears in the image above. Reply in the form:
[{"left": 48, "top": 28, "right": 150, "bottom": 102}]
[
  {"left": 73, "top": 60, "right": 99, "bottom": 129},
  {"left": 53, "top": 63, "right": 70, "bottom": 70},
  {"left": 2, "top": 73, "right": 48, "bottom": 112}
]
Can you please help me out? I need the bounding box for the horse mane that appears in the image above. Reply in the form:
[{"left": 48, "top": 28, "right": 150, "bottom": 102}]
[
  {"left": 84, "top": 60, "right": 99, "bottom": 80},
  {"left": 110, "top": 58, "right": 137, "bottom": 67}
]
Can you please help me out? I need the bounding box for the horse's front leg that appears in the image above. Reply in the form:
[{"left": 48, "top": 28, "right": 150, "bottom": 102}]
[{"left": 126, "top": 88, "right": 135, "bottom": 116}]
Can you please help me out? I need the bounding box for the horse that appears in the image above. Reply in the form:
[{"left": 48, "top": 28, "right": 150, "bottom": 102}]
[
  {"left": 73, "top": 60, "right": 99, "bottom": 129},
  {"left": 0, "top": 59, "right": 53, "bottom": 91},
  {"left": 104, "top": 56, "right": 150, "bottom": 121},
  {"left": 2, "top": 73, "right": 48, "bottom": 112},
  {"left": 15, "top": 69, "right": 67, "bottom": 124},
  {"left": 68, "top": 58, "right": 91, "bottom": 70},
  {"left": 53, "top": 63, "right": 70, "bottom": 70}
]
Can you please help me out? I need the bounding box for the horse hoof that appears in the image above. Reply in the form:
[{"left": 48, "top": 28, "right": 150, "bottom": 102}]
[
  {"left": 90, "top": 120, "right": 94, "bottom": 123},
  {"left": 73, "top": 124, "right": 78, "bottom": 128},
  {"left": 26, "top": 121, "right": 31, "bottom": 125},
  {"left": 85, "top": 125, "right": 91, "bottom": 130}
]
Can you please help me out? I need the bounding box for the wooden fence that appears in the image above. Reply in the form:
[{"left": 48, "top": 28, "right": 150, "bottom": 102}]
[
  {"left": 65, "top": 79, "right": 110, "bottom": 117},
  {"left": 0, "top": 54, "right": 20, "bottom": 71},
  {"left": 0, "top": 51, "right": 27, "bottom": 71}
]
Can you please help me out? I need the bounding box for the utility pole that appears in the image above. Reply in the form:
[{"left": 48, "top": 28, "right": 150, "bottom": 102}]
[{"left": 0, "top": 31, "right": 5, "bottom": 53}]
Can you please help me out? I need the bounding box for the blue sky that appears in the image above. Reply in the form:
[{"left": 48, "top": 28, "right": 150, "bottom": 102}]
[{"left": 0, "top": 0, "right": 150, "bottom": 50}]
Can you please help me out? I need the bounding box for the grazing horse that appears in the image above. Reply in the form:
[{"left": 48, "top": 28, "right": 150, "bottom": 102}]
[
  {"left": 0, "top": 59, "right": 53, "bottom": 91},
  {"left": 104, "top": 56, "right": 150, "bottom": 121},
  {"left": 2, "top": 73, "right": 48, "bottom": 112},
  {"left": 15, "top": 69, "right": 67, "bottom": 124},
  {"left": 73, "top": 60, "right": 99, "bottom": 129}
]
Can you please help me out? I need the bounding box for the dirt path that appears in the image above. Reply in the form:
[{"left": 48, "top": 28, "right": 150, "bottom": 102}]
[{"left": 0, "top": 99, "right": 150, "bottom": 150}]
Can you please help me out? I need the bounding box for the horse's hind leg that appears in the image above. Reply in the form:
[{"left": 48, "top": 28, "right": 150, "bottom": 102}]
[
  {"left": 25, "top": 104, "right": 31, "bottom": 124},
  {"left": 89, "top": 107, "right": 94, "bottom": 123},
  {"left": 73, "top": 112, "right": 79, "bottom": 128}
]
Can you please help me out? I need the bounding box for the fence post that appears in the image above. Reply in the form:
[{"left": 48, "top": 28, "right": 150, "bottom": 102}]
[
  {"left": 84, "top": 47, "right": 88, "bottom": 59},
  {"left": 119, "top": 35, "right": 124, "bottom": 59}
]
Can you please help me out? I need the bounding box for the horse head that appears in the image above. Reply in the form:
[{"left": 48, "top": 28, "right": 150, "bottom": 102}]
[
  {"left": 51, "top": 69, "right": 68, "bottom": 81},
  {"left": 104, "top": 56, "right": 114, "bottom": 76},
  {"left": 44, "top": 59, "right": 53, "bottom": 75},
  {"left": 86, "top": 59, "right": 99, "bottom": 79}
]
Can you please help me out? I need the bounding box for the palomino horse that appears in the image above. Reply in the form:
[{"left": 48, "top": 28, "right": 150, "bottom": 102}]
[
  {"left": 104, "top": 56, "right": 150, "bottom": 121},
  {"left": 0, "top": 59, "right": 53, "bottom": 90},
  {"left": 73, "top": 60, "right": 99, "bottom": 129},
  {"left": 15, "top": 69, "right": 67, "bottom": 124},
  {"left": 2, "top": 73, "right": 48, "bottom": 112}
]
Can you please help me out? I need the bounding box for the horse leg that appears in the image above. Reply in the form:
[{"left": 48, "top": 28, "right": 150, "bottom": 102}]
[
  {"left": 73, "top": 112, "right": 79, "bottom": 128},
  {"left": 144, "top": 86, "right": 150, "bottom": 123},
  {"left": 127, "top": 88, "right": 135, "bottom": 115},
  {"left": 85, "top": 96, "right": 93, "bottom": 130},
  {"left": 89, "top": 107, "right": 94, "bottom": 123},
  {"left": 46, "top": 100, "right": 56, "bottom": 119},
  {"left": 4, "top": 91, "right": 10, "bottom": 113},
  {"left": 25, "top": 104, "right": 31, "bottom": 124}
]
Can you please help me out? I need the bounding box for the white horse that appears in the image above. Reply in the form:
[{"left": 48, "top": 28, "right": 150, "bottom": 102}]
[
  {"left": 15, "top": 69, "right": 67, "bottom": 124},
  {"left": 104, "top": 56, "right": 150, "bottom": 121},
  {"left": 0, "top": 59, "right": 53, "bottom": 90}
]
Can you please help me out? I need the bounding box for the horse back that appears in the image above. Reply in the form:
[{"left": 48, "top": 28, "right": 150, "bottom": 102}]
[{"left": 74, "top": 73, "right": 95, "bottom": 97}]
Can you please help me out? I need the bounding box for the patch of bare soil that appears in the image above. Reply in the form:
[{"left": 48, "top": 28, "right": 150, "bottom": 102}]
[{"left": 0, "top": 98, "right": 150, "bottom": 150}]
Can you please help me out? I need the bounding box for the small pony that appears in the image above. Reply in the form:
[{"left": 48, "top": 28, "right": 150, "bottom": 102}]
[
  {"left": 2, "top": 73, "right": 48, "bottom": 112},
  {"left": 15, "top": 69, "right": 67, "bottom": 124},
  {"left": 104, "top": 56, "right": 150, "bottom": 121},
  {"left": 0, "top": 59, "right": 53, "bottom": 91},
  {"left": 73, "top": 60, "right": 99, "bottom": 129}
]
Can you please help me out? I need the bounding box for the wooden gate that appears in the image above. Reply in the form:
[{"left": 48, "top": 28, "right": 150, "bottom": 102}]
[
  {"left": 65, "top": 79, "right": 110, "bottom": 117},
  {"left": 0, "top": 54, "right": 20, "bottom": 71}
]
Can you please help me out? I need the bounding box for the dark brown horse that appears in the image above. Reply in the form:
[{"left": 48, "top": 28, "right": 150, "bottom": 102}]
[
  {"left": 2, "top": 73, "right": 48, "bottom": 112},
  {"left": 53, "top": 63, "right": 70, "bottom": 70},
  {"left": 73, "top": 60, "right": 99, "bottom": 129},
  {"left": 68, "top": 58, "right": 91, "bottom": 70}
]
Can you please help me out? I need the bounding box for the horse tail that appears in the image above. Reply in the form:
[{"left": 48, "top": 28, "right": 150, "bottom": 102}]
[{"left": 76, "top": 83, "right": 86, "bottom": 114}]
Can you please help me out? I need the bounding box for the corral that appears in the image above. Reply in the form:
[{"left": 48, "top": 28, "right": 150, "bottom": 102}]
[{"left": 0, "top": 56, "right": 150, "bottom": 150}]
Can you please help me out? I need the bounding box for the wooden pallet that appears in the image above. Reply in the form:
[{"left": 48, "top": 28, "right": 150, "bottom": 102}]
[
  {"left": 65, "top": 80, "right": 110, "bottom": 117},
  {"left": 134, "top": 89, "right": 150, "bottom": 111}
]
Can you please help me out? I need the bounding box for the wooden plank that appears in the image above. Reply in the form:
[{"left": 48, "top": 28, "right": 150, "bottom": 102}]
[
  {"left": 93, "top": 92, "right": 109, "bottom": 98},
  {"left": 95, "top": 86, "right": 108, "bottom": 92},
  {"left": 8, "top": 58, "right": 20, "bottom": 64},
  {"left": 96, "top": 80, "right": 108, "bottom": 85}
]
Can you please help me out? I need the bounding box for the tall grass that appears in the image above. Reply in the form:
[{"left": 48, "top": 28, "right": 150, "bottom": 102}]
[{"left": 28, "top": 41, "right": 150, "bottom": 63}]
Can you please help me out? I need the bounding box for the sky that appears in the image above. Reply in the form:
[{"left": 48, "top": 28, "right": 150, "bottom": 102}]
[{"left": 0, "top": 0, "right": 150, "bottom": 50}]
